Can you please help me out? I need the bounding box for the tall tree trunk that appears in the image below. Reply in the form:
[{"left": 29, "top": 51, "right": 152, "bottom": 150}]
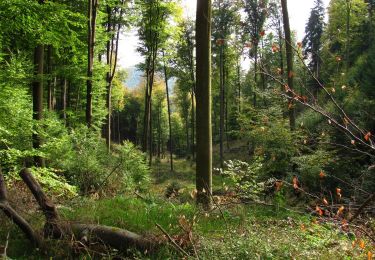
[
  {"left": 32, "top": 45, "right": 45, "bottom": 167},
  {"left": 196, "top": 0, "right": 212, "bottom": 209},
  {"left": 278, "top": 17, "right": 285, "bottom": 92},
  {"left": 46, "top": 45, "right": 53, "bottom": 111},
  {"left": 236, "top": 57, "right": 241, "bottom": 113},
  {"left": 345, "top": 0, "right": 351, "bottom": 72},
  {"left": 219, "top": 44, "right": 224, "bottom": 169},
  {"left": 281, "top": 0, "right": 296, "bottom": 131},
  {"left": 61, "top": 78, "right": 67, "bottom": 124},
  {"left": 188, "top": 34, "right": 196, "bottom": 161},
  {"left": 253, "top": 48, "right": 258, "bottom": 107},
  {"left": 191, "top": 90, "right": 195, "bottom": 160},
  {"left": 105, "top": 6, "right": 113, "bottom": 151},
  {"left": 105, "top": 4, "right": 123, "bottom": 151},
  {"left": 86, "top": 0, "right": 98, "bottom": 128},
  {"left": 163, "top": 51, "right": 174, "bottom": 171},
  {"left": 142, "top": 57, "right": 151, "bottom": 152},
  {"left": 157, "top": 103, "right": 161, "bottom": 159}
]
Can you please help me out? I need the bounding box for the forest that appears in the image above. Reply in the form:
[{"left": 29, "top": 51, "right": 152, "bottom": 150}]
[{"left": 0, "top": 0, "right": 374, "bottom": 258}]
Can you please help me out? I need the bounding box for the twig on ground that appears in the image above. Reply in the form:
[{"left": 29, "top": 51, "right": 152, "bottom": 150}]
[{"left": 155, "top": 223, "right": 190, "bottom": 258}]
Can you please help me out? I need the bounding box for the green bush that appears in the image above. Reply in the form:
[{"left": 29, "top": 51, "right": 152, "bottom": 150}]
[{"left": 219, "top": 159, "right": 263, "bottom": 200}]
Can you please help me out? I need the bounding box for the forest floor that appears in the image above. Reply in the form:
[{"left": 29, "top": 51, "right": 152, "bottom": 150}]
[{"left": 1, "top": 158, "right": 374, "bottom": 259}]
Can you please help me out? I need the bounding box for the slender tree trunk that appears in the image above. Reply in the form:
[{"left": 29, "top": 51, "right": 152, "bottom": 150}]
[
  {"left": 187, "top": 32, "right": 196, "bottom": 160},
  {"left": 345, "top": 0, "right": 351, "bottom": 72},
  {"left": 117, "top": 110, "right": 121, "bottom": 143},
  {"left": 149, "top": 101, "right": 153, "bottom": 166},
  {"left": 163, "top": 51, "right": 174, "bottom": 171},
  {"left": 61, "top": 78, "right": 67, "bottom": 124},
  {"left": 253, "top": 48, "right": 258, "bottom": 107},
  {"left": 142, "top": 58, "right": 151, "bottom": 152},
  {"left": 196, "top": 0, "right": 212, "bottom": 209},
  {"left": 46, "top": 45, "right": 53, "bottom": 111},
  {"left": 86, "top": 0, "right": 98, "bottom": 128},
  {"left": 105, "top": 4, "right": 123, "bottom": 151},
  {"left": 236, "top": 57, "right": 241, "bottom": 113},
  {"left": 32, "top": 45, "right": 45, "bottom": 167},
  {"left": 278, "top": 17, "right": 285, "bottom": 92},
  {"left": 185, "top": 115, "right": 190, "bottom": 156},
  {"left": 219, "top": 44, "right": 224, "bottom": 169},
  {"left": 105, "top": 6, "right": 113, "bottom": 151},
  {"left": 281, "top": 0, "right": 296, "bottom": 131},
  {"left": 157, "top": 103, "right": 161, "bottom": 159},
  {"left": 191, "top": 90, "right": 195, "bottom": 160}
]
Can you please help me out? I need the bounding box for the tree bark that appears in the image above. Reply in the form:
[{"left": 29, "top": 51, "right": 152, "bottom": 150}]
[
  {"left": 196, "top": 0, "right": 213, "bottom": 209},
  {"left": 219, "top": 44, "right": 224, "bottom": 169},
  {"left": 105, "top": 3, "right": 123, "bottom": 151},
  {"left": 61, "top": 78, "right": 67, "bottom": 123},
  {"left": 281, "top": 0, "right": 296, "bottom": 131},
  {"left": 86, "top": 0, "right": 98, "bottom": 128},
  {"left": 46, "top": 45, "right": 53, "bottom": 111},
  {"left": 32, "top": 45, "right": 45, "bottom": 167},
  {"left": 163, "top": 51, "right": 173, "bottom": 171}
]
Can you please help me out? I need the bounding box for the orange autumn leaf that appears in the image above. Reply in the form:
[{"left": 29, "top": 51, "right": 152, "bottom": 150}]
[
  {"left": 319, "top": 170, "right": 326, "bottom": 179},
  {"left": 359, "top": 240, "right": 365, "bottom": 249},
  {"left": 368, "top": 251, "right": 373, "bottom": 260},
  {"left": 323, "top": 198, "right": 329, "bottom": 205},
  {"left": 260, "top": 30, "right": 265, "bottom": 37},
  {"left": 336, "top": 188, "right": 342, "bottom": 199},
  {"left": 316, "top": 205, "right": 324, "bottom": 216},
  {"left": 300, "top": 224, "right": 306, "bottom": 231},
  {"left": 337, "top": 205, "right": 345, "bottom": 216},
  {"left": 292, "top": 176, "right": 299, "bottom": 189},
  {"left": 297, "top": 42, "right": 302, "bottom": 48},
  {"left": 275, "top": 181, "right": 283, "bottom": 191},
  {"left": 364, "top": 132, "right": 372, "bottom": 141}
]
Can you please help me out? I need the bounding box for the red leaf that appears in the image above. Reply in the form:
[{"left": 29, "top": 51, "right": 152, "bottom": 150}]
[
  {"left": 316, "top": 206, "right": 323, "bottom": 216},
  {"left": 364, "top": 132, "right": 372, "bottom": 141}
]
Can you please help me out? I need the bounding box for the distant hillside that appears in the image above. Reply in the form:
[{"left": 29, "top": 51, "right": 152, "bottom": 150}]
[
  {"left": 124, "top": 66, "right": 176, "bottom": 92},
  {"left": 124, "top": 67, "right": 144, "bottom": 88}
]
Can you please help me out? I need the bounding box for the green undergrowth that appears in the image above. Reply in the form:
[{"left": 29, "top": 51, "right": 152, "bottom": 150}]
[
  {"left": 59, "top": 195, "right": 370, "bottom": 259},
  {"left": 1, "top": 158, "right": 373, "bottom": 259}
]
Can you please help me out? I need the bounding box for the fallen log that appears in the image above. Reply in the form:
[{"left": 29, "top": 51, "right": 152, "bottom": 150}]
[
  {"left": 18, "top": 168, "right": 157, "bottom": 253},
  {"left": 0, "top": 168, "right": 41, "bottom": 248},
  {"left": 69, "top": 224, "right": 155, "bottom": 252}
]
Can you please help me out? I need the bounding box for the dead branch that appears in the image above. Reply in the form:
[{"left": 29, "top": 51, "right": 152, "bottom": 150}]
[
  {"left": 155, "top": 223, "right": 190, "bottom": 258},
  {"left": 0, "top": 168, "right": 41, "bottom": 248},
  {"left": 19, "top": 168, "right": 156, "bottom": 253},
  {"left": 350, "top": 193, "right": 375, "bottom": 222}
]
